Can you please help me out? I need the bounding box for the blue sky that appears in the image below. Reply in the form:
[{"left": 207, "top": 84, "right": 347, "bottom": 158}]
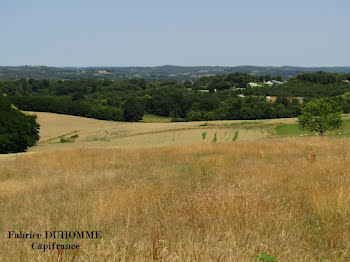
[{"left": 1, "top": 0, "right": 349, "bottom": 67}]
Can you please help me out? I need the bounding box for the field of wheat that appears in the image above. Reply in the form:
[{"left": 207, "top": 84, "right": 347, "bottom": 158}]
[
  {"left": 1, "top": 136, "right": 350, "bottom": 261},
  {"left": 2, "top": 112, "right": 295, "bottom": 156}
]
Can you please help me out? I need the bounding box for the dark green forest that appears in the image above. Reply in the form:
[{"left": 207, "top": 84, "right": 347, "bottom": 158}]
[{"left": 1, "top": 71, "right": 350, "bottom": 122}]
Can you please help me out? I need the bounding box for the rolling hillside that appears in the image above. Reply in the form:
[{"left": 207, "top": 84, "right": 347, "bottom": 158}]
[
  {"left": 17, "top": 112, "right": 299, "bottom": 154},
  {"left": 2, "top": 65, "right": 350, "bottom": 81}
]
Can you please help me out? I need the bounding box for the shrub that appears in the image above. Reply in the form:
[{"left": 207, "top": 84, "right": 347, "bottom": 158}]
[
  {"left": 232, "top": 131, "right": 239, "bottom": 141},
  {"left": 212, "top": 132, "right": 217, "bottom": 143},
  {"left": 59, "top": 134, "right": 79, "bottom": 143}
]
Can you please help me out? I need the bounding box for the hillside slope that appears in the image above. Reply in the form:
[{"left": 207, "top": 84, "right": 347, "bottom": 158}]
[{"left": 24, "top": 112, "right": 298, "bottom": 153}]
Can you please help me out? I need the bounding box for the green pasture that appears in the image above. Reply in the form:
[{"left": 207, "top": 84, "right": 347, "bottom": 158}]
[{"left": 275, "top": 119, "right": 350, "bottom": 137}]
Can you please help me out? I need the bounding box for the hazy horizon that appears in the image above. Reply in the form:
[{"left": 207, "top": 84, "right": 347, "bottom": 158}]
[
  {"left": 2, "top": 0, "right": 349, "bottom": 67},
  {"left": 2, "top": 64, "right": 350, "bottom": 69}
]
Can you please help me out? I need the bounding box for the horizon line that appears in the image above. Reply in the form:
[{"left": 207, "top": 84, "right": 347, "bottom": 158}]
[{"left": 1, "top": 64, "right": 350, "bottom": 68}]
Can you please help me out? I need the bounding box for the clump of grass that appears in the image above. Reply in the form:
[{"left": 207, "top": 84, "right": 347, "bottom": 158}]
[
  {"left": 212, "top": 132, "right": 217, "bottom": 143},
  {"left": 200, "top": 122, "right": 208, "bottom": 127},
  {"left": 231, "top": 121, "right": 262, "bottom": 126},
  {"left": 152, "top": 232, "right": 166, "bottom": 262},
  {"left": 60, "top": 137, "right": 69, "bottom": 143},
  {"left": 202, "top": 132, "right": 207, "bottom": 140},
  {"left": 86, "top": 136, "right": 109, "bottom": 142},
  {"left": 253, "top": 252, "right": 276, "bottom": 261},
  {"left": 232, "top": 131, "right": 239, "bottom": 141},
  {"left": 70, "top": 134, "right": 79, "bottom": 139},
  {"left": 305, "top": 151, "right": 316, "bottom": 163},
  {"left": 60, "top": 134, "right": 79, "bottom": 143}
]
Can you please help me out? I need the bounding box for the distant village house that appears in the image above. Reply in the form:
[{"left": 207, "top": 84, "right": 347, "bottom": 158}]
[{"left": 247, "top": 82, "right": 262, "bottom": 88}]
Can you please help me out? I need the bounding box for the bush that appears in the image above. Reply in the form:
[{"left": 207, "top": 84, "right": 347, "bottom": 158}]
[{"left": 60, "top": 134, "right": 79, "bottom": 143}]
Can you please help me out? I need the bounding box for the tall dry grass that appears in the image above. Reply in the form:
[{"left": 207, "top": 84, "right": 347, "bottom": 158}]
[{"left": 0, "top": 137, "right": 350, "bottom": 261}]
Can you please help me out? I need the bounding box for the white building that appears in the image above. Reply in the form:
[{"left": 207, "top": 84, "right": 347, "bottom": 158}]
[
  {"left": 265, "top": 80, "right": 274, "bottom": 87},
  {"left": 271, "top": 80, "right": 284, "bottom": 85},
  {"left": 247, "top": 82, "right": 262, "bottom": 88}
]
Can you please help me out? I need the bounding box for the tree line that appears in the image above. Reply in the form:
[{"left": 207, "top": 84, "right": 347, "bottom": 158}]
[{"left": 1, "top": 72, "right": 350, "bottom": 122}]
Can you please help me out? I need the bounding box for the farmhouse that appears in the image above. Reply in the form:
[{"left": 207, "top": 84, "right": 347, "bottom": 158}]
[
  {"left": 247, "top": 82, "right": 262, "bottom": 88},
  {"left": 287, "top": 97, "right": 305, "bottom": 104},
  {"left": 266, "top": 96, "right": 277, "bottom": 102},
  {"left": 265, "top": 80, "right": 274, "bottom": 87},
  {"left": 297, "top": 97, "right": 304, "bottom": 103},
  {"left": 272, "top": 80, "right": 284, "bottom": 85}
]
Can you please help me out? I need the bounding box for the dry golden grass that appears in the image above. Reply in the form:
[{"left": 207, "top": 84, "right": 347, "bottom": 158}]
[
  {"left": 5, "top": 112, "right": 295, "bottom": 155},
  {"left": 1, "top": 137, "right": 350, "bottom": 261},
  {"left": 27, "top": 112, "right": 119, "bottom": 142}
]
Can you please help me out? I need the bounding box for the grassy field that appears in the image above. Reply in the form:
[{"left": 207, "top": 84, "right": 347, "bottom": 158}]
[
  {"left": 1, "top": 113, "right": 350, "bottom": 261},
  {"left": 0, "top": 112, "right": 297, "bottom": 155},
  {"left": 275, "top": 124, "right": 310, "bottom": 137},
  {"left": 275, "top": 120, "right": 350, "bottom": 137}
]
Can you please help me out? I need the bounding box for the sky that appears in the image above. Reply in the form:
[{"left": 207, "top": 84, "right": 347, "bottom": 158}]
[{"left": 1, "top": 0, "right": 349, "bottom": 67}]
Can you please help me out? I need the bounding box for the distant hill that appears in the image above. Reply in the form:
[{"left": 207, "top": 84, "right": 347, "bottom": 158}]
[{"left": 1, "top": 65, "right": 350, "bottom": 81}]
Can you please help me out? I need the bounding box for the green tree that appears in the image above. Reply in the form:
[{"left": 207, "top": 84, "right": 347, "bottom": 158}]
[
  {"left": 298, "top": 98, "right": 342, "bottom": 136},
  {"left": 122, "top": 96, "right": 144, "bottom": 121},
  {"left": 0, "top": 96, "right": 40, "bottom": 153}
]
